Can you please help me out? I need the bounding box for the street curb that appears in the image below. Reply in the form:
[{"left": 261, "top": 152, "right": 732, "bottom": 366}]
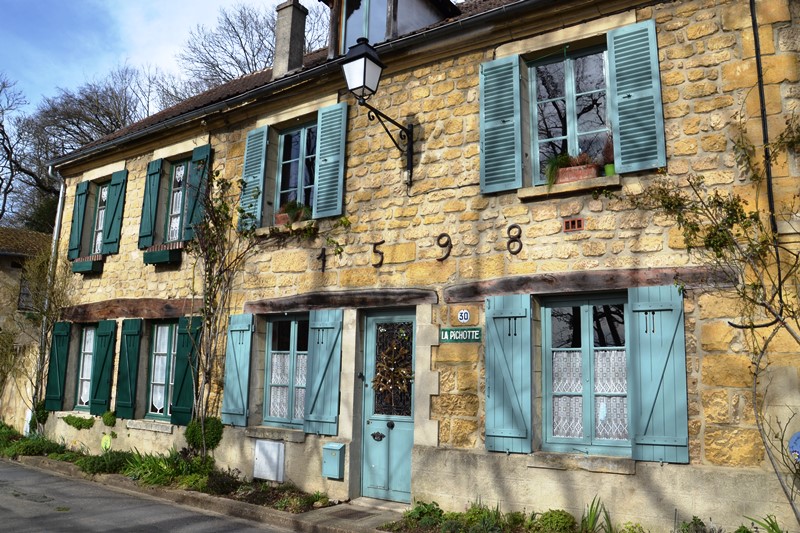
[{"left": 10, "top": 456, "right": 401, "bottom": 533}]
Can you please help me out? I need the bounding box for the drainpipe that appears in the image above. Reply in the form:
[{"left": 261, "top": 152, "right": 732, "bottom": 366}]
[{"left": 30, "top": 166, "right": 67, "bottom": 432}]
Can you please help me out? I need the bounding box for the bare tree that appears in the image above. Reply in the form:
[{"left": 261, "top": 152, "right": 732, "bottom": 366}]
[
  {"left": 0, "top": 75, "right": 29, "bottom": 223},
  {"left": 159, "top": 2, "right": 330, "bottom": 106}
]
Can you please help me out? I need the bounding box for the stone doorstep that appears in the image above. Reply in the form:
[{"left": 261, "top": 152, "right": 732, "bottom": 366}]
[{"left": 12, "top": 456, "right": 404, "bottom": 533}]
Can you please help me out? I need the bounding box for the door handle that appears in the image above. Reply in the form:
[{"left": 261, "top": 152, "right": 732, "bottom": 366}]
[
  {"left": 371, "top": 431, "right": 385, "bottom": 442},
  {"left": 387, "top": 421, "right": 395, "bottom": 430}
]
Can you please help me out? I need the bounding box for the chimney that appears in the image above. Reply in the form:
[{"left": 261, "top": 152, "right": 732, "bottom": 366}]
[{"left": 273, "top": 0, "right": 308, "bottom": 79}]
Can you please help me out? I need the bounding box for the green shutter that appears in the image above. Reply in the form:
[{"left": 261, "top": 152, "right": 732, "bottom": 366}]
[
  {"left": 68, "top": 182, "right": 89, "bottom": 260},
  {"left": 44, "top": 322, "right": 72, "bottom": 411},
  {"left": 170, "top": 316, "right": 201, "bottom": 425},
  {"left": 101, "top": 170, "right": 128, "bottom": 255},
  {"left": 183, "top": 144, "right": 211, "bottom": 241},
  {"left": 485, "top": 295, "right": 532, "bottom": 453},
  {"left": 221, "top": 314, "right": 253, "bottom": 426},
  {"left": 89, "top": 320, "right": 117, "bottom": 415},
  {"left": 628, "top": 285, "right": 688, "bottom": 464},
  {"left": 480, "top": 55, "right": 526, "bottom": 194},
  {"left": 115, "top": 319, "right": 142, "bottom": 419},
  {"left": 303, "top": 309, "right": 343, "bottom": 436},
  {"left": 312, "top": 103, "right": 347, "bottom": 219},
  {"left": 139, "top": 159, "right": 162, "bottom": 249},
  {"left": 239, "top": 127, "right": 268, "bottom": 231},
  {"left": 608, "top": 19, "right": 666, "bottom": 173}
]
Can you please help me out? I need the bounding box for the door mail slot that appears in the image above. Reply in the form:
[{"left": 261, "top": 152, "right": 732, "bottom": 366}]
[{"left": 322, "top": 442, "right": 345, "bottom": 479}]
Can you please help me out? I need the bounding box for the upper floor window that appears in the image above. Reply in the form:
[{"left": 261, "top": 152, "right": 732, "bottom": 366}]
[
  {"left": 238, "top": 103, "right": 347, "bottom": 229},
  {"left": 67, "top": 170, "right": 128, "bottom": 265},
  {"left": 479, "top": 19, "right": 665, "bottom": 194},
  {"left": 138, "top": 144, "right": 211, "bottom": 251},
  {"left": 343, "top": 0, "right": 388, "bottom": 51}
]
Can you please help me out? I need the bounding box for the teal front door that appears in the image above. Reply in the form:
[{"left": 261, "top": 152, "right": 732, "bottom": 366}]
[{"left": 361, "top": 311, "right": 415, "bottom": 503}]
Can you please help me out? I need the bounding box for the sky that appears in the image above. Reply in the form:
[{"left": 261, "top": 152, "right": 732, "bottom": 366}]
[{"left": 0, "top": 0, "right": 314, "bottom": 111}]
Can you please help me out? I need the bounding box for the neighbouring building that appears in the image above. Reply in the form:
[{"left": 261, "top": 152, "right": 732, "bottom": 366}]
[
  {"left": 43, "top": 0, "right": 799, "bottom": 529},
  {"left": 0, "top": 227, "right": 52, "bottom": 433}
]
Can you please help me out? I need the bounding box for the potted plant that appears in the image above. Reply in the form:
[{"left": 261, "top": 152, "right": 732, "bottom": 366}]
[
  {"left": 602, "top": 135, "right": 615, "bottom": 176},
  {"left": 546, "top": 152, "right": 600, "bottom": 188},
  {"left": 275, "top": 200, "right": 311, "bottom": 225}
]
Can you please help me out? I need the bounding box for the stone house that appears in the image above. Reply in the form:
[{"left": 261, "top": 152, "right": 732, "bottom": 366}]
[
  {"left": 44, "top": 0, "right": 799, "bottom": 529},
  {"left": 0, "top": 227, "right": 52, "bottom": 433}
]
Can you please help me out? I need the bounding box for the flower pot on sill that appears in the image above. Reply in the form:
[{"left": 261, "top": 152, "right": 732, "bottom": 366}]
[
  {"left": 604, "top": 163, "right": 616, "bottom": 177},
  {"left": 558, "top": 164, "right": 600, "bottom": 184},
  {"left": 274, "top": 212, "right": 290, "bottom": 225}
]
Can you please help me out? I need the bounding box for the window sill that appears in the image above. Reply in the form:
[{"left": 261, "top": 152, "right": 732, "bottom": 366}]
[
  {"left": 254, "top": 220, "right": 317, "bottom": 238},
  {"left": 517, "top": 175, "right": 622, "bottom": 200},
  {"left": 527, "top": 451, "right": 635, "bottom": 475},
  {"left": 143, "top": 242, "right": 184, "bottom": 265},
  {"left": 245, "top": 425, "right": 306, "bottom": 443},
  {"left": 126, "top": 419, "right": 174, "bottom": 434},
  {"left": 71, "top": 255, "right": 104, "bottom": 274}
]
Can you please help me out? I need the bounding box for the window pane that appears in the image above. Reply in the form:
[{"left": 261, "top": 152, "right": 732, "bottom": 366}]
[
  {"left": 270, "top": 386, "right": 288, "bottom": 419},
  {"left": 577, "top": 132, "right": 605, "bottom": 164},
  {"left": 535, "top": 62, "right": 565, "bottom": 100},
  {"left": 294, "top": 387, "right": 305, "bottom": 420},
  {"left": 368, "top": 0, "right": 388, "bottom": 44},
  {"left": 576, "top": 92, "right": 606, "bottom": 133},
  {"left": 344, "top": 0, "right": 367, "bottom": 49},
  {"left": 551, "top": 306, "right": 581, "bottom": 348},
  {"left": 79, "top": 381, "right": 91, "bottom": 406},
  {"left": 151, "top": 384, "right": 165, "bottom": 413},
  {"left": 593, "top": 304, "right": 625, "bottom": 346},
  {"left": 170, "top": 191, "right": 183, "bottom": 215},
  {"left": 270, "top": 351, "right": 289, "bottom": 385},
  {"left": 594, "top": 349, "right": 627, "bottom": 394},
  {"left": 305, "top": 126, "right": 317, "bottom": 154},
  {"left": 152, "top": 354, "right": 167, "bottom": 384},
  {"left": 80, "top": 353, "right": 93, "bottom": 379},
  {"left": 295, "top": 352, "right": 307, "bottom": 387},
  {"left": 282, "top": 131, "right": 301, "bottom": 162},
  {"left": 296, "top": 320, "right": 309, "bottom": 352},
  {"left": 83, "top": 328, "right": 95, "bottom": 352},
  {"left": 155, "top": 325, "right": 169, "bottom": 354},
  {"left": 552, "top": 350, "right": 582, "bottom": 393},
  {"left": 595, "top": 396, "right": 628, "bottom": 440},
  {"left": 553, "top": 395, "right": 582, "bottom": 438},
  {"left": 537, "top": 100, "right": 566, "bottom": 140},
  {"left": 280, "top": 161, "right": 299, "bottom": 193},
  {"left": 173, "top": 163, "right": 185, "bottom": 184},
  {"left": 574, "top": 52, "right": 606, "bottom": 93},
  {"left": 272, "top": 321, "right": 292, "bottom": 352}
]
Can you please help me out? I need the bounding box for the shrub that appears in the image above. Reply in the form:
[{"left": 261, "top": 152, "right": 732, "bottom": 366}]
[
  {"left": 404, "top": 501, "right": 444, "bottom": 528},
  {"left": 29, "top": 400, "right": 49, "bottom": 433},
  {"left": 101, "top": 411, "right": 116, "bottom": 427},
  {"left": 618, "top": 522, "right": 650, "bottom": 533},
  {"left": 75, "top": 450, "right": 132, "bottom": 475},
  {"left": 4, "top": 434, "right": 65, "bottom": 458},
  {"left": 0, "top": 420, "right": 22, "bottom": 450},
  {"left": 184, "top": 417, "right": 223, "bottom": 452},
  {"left": 63, "top": 415, "right": 94, "bottom": 430},
  {"left": 530, "top": 509, "right": 577, "bottom": 533}
]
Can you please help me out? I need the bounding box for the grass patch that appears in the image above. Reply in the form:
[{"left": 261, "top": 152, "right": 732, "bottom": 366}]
[{"left": 63, "top": 415, "right": 95, "bottom": 430}]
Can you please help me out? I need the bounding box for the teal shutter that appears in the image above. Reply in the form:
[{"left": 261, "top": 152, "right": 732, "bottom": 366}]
[
  {"left": 101, "top": 170, "right": 128, "bottom": 255},
  {"left": 89, "top": 320, "right": 117, "bottom": 415},
  {"left": 303, "top": 309, "right": 343, "bottom": 435},
  {"left": 312, "top": 103, "right": 347, "bottom": 219},
  {"left": 170, "top": 316, "right": 202, "bottom": 425},
  {"left": 629, "top": 285, "right": 688, "bottom": 464},
  {"left": 183, "top": 144, "right": 211, "bottom": 241},
  {"left": 608, "top": 20, "right": 666, "bottom": 173},
  {"left": 139, "top": 159, "right": 162, "bottom": 249},
  {"left": 44, "top": 322, "right": 72, "bottom": 411},
  {"left": 68, "top": 182, "right": 89, "bottom": 260},
  {"left": 480, "top": 55, "right": 525, "bottom": 194},
  {"left": 485, "top": 295, "right": 532, "bottom": 453},
  {"left": 221, "top": 314, "right": 254, "bottom": 426},
  {"left": 115, "top": 319, "right": 142, "bottom": 419},
  {"left": 238, "top": 127, "right": 268, "bottom": 230}
]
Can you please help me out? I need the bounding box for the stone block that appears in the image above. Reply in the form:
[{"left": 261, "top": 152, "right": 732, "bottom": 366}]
[
  {"left": 406, "top": 260, "right": 456, "bottom": 284},
  {"left": 698, "top": 293, "right": 740, "bottom": 319},
  {"left": 435, "top": 342, "right": 479, "bottom": 365},
  {"left": 456, "top": 369, "right": 478, "bottom": 392},
  {"left": 702, "top": 389, "right": 731, "bottom": 423},
  {"left": 761, "top": 54, "right": 800, "bottom": 84},
  {"left": 271, "top": 250, "right": 309, "bottom": 273},
  {"left": 686, "top": 21, "right": 718, "bottom": 40},
  {"left": 694, "top": 96, "right": 735, "bottom": 113},
  {"left": 700, "top": 321, "right": 736, "bottom": 351},
  {"left": 666, "top": 44, "right": 696, "bottom": 59},
  {"left": 742, "top": 25, "right": 775, "bottom": 58},
  {"left": 382, "top": 242, "right": 416, "bottom": 264},
  {"left": 701, "top": 354, "right": 753, "bottom": 387},
  {"left": 722, "top": 59, "right": 759, "bottom": 91},
  {"left": 430, "top": 394, "right": 479, "bottom": 417},
  {"left": 745, "top": 84, "right": 782, "bottom": 116},
  {"left": 664, "top": 103, "right": 691, "bottom": 119},
  {"left": 662, "top": 71, "right": 686, "bottom": 86},
  {"left": 684, "top": 81, "right": 719, "bottom": 99},
  {"left": 704, "top": 427, "right": 764, "bottom": 466},
  {"left": 339, "top": 267, "right": 377, "bottom": 287},
  {"left": 706, "top": 34, "right": 737, "bottom": 51},
  {"left": 450, "top": 419, "right": 479, "bottom": 448},
  {"left": 701, "top": 133, "right": 728, "bottom": 152},
  {"left": 457, "top": 255, "right": 505, "bottom": 280}
]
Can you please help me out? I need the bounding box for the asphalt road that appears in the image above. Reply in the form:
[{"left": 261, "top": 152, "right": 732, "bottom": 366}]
[{"left": 0, "top": 460, "right": 292, "bottom": 532}]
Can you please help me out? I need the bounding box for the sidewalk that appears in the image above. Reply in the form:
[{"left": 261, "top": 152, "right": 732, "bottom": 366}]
[{"left": 14, "top": 456, "right": 407, "bottom": 533}]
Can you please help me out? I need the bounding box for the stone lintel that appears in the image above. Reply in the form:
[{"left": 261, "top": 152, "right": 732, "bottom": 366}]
[
  {"left": 63, "top": 298, "right": 201, "bottom": 322},
  {"left": 244, "top": 288, "right": 438, "bottom": 314}
]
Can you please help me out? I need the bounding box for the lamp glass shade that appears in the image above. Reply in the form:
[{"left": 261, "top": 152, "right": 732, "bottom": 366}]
[{"left": 341, "top": 38, "right": 385, "bottom": 100}]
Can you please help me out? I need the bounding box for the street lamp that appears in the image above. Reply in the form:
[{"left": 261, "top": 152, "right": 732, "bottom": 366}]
[{"left": 341, "top": 38, "right": 414, "bottom": 185}]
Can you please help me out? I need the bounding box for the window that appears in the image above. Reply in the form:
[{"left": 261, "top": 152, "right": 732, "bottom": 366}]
[
  {"left": 221, "top": 310, "right": 343, "bottom": 435},
  {"left": 532, "top": 48, "right": 610, "bottom": 184},
  {"left": 148, "top": 322, "right": 178, "bottom": 418},
  {"left": 139, "top": 144, "right": 211, "bottom": 254},
  {"left": 342, "top": 0, "right": 388, "bottom": 50},
  {"left": 542, "top": 296, "right": 629, "bottom": 455},
  {"left": 67, "top": 170, "right": 127, "bottom": 270},
  {"left": 263, "top": 316, "right": 309, "bottom": 428},
  {"left": 485, "top": 285, "right": 689, "bottom": 463},
  {"left": 479, "top": 19, "right": 665, "bottom": 194},
  {"left": 75, "top": 326, "right": 96, "bottom": 409},
  {"left": 238, "top": 103, "right": 347, "bottom": 229}
]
